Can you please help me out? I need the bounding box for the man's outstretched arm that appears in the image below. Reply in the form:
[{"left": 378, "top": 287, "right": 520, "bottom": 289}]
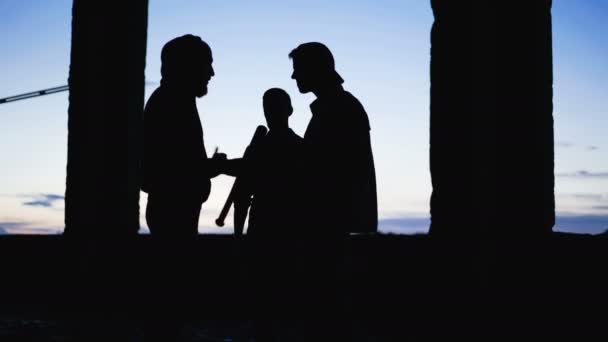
[{"left": 207, "top": 156, "right": 244, "bottom": 178}]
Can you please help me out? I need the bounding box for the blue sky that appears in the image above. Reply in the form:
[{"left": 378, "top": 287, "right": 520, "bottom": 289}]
[{"left": 0, "top": 1, "right": 606, "bottom": 235}]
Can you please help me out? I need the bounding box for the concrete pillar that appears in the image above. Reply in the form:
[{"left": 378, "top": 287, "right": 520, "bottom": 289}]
[
  {"left": 429, "top": 1, "right": 554, "bottom": 236},
  {"left": 64, "top": 0, "right": 148, "bottom": 235}
]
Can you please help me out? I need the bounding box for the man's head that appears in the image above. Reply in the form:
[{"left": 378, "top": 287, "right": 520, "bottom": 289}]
[
  {"left": 161, "top": 34, "right": 214, "bottom": 97},
  {"left": 263, "top": 88, "right": 293, "bottom": 131},
  {"left": 289, "top": 42, "right": 344, "bottom": 94}
]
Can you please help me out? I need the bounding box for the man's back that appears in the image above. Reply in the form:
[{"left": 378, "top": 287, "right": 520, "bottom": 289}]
[
  {"left": 142, "top": 85, "right": 211, "bottom": 198},
  {"left": 304, "top": 89, "right": 378, "bottom": 234}
]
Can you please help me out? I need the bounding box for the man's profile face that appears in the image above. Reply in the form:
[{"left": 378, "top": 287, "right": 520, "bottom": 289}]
[
  {"left": 291, "top": 59, "right": 314, "bottom": 94},
  {"left": 263, "top": 102, "right": 291, "bottom": 131},
  {"left": 263, "top": 109, "right": 279, "bottom": 131},
  {"left": 194, "top": 52, "right": 214, "bottom": 98}
]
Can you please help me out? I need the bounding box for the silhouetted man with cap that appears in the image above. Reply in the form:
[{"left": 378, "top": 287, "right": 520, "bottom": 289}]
[
  {"left": 142, "top": 34, "right": 225, "bottom": 236},
  {"left": 287, "top": 43, "right": 377, "bottom": 338},
  {"left": 289, "top": 42, "right": 378, "bottom": 235}
]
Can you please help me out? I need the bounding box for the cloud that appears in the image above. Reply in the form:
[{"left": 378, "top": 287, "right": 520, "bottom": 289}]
[
  {"left": 13, "top": 227, "right": 62, "bottom": 234},
  {"left": 377, "top": 214, "right": 608, "bottom": 236},
  {"left": 0, "top": 221, "right": 26, "bottom": 230},
  {"left": 23, "top": 200, "right": 53, "bottom": 207},
  {"left": 592, "top": 205, "right": 608, "bottom": 211},
  {"left": 567, "top": 193, "right": 607, "bottom": 201},
  {"left": 21, "top": 193, "right": 64, "bottom": 208},
  {"left": 554, "top": 214, "right": 608, "bottom": 235},
  {"left": 556, "top": 170, "right": 608, "bottom": 179},
  {"left": 560, "top": 193, "right": 608, "bottom": 207},
  {"left": 555, "top": 142, "right": 600, "bottom": 151},
  {"left": 145, "top": 80, "right": 159, "bottom": 87},
  {"left": 556, "top": 141, "right": 574, "bottom": 148},
  {"left": 0, "top": 221, "right": 28, "bottom": 234},
  {"left": 378, "top": 216, "right": 430, "bottom": 235},
  {"left": 0, "top": 221, "right": 61, "bottom": 235}
]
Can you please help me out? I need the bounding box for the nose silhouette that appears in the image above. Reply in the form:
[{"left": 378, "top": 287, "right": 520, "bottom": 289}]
[
  {"left": 291, "top": 71, "right": 296, "bottom": 79},
  {"left": 210, "top": 65, "right": 215, "bottom": 77}
]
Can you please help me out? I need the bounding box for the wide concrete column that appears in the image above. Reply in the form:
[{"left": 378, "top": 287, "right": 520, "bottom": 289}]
[
  {"left": 429, "top": 1, "right": 554, "bottom": 236},
  {"left": 64, "top": 0, "right": 148, "bottom": 235}
]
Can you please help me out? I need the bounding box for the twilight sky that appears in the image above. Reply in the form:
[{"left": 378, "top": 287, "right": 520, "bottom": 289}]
[{"left": 0, "top": 0, "right": 606, "bottom": 235}]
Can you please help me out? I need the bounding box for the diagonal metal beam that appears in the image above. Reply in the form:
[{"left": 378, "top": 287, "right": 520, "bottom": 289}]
[{"left": 0, "top": 85, "right": 69, "bottom": 105}]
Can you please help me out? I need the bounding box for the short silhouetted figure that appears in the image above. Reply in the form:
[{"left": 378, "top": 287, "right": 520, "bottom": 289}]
[
  {"left": 289, "top": 42, "right": 378, "bottom": 235},
  {"left": 236, "top": 89, "right": 305, "bottom": 340},
  {"left": 142, "top": 35, "right": 224, "bottom": 236},
  {"left": 244, "top": 88, "right": 305, "bottom": 236}
]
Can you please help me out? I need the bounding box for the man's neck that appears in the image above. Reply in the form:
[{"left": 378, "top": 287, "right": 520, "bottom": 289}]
[
  {"left": 160, "top": 81, "right": 196, "bottom": 100},
  {"left": 269, "top": 125, "right": 290, "bottom": 134},
  {"left": 312, "top": 83, "right": 344, "bottom": 100}
]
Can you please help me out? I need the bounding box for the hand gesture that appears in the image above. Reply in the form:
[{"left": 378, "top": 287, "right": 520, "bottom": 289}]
[
  {"left": 207, "top": 147, "right": 227, "bottom": 178},
  {"left": 211, "top": 147, "right": 227, "bottom": 161}
]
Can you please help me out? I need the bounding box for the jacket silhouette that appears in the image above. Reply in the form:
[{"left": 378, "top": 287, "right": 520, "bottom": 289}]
[
  {"left": 305, "top": 88, "right": 377, "bottom": 233},
  {"left": 290, "top": 42, "right": 378, "bottom": 234}
]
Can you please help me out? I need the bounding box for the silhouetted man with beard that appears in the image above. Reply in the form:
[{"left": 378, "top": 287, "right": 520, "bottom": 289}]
[
  {"left": 289, "top": 42, "right": 377, "bottom": 235},
  {"left": 142, "top": 35, "right": 225, "bottom": 236}
]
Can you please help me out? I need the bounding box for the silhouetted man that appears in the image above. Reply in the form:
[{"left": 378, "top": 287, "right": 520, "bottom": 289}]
[
  {"left": 142, "top": 35, "right": 224, "bottom": 236},
  {"left": 245, "top": 88, "right": 305, "bottom": 236},
  {"left": 237, "top": 88, "right": 304, "bottom": 340},
  {"left": 289, "top": 42, "right": 378, "bottom": 235}
]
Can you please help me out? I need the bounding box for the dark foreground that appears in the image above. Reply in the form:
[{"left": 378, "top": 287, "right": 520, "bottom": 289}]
[{"left": 1, "top": 233, "right": 607, "bottom": 340}]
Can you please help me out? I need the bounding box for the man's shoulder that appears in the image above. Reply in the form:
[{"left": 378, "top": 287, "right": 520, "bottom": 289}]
[
  {"left": 341, "top": 91, "right": 366, "bottom": 112},
  {"left": 339, "top": 91, "right": 371, "bottom": 131},
  {"left": 144, "top": 87, "right": 166, "bottom": 113},
  {"left": 260, "top": 129, "right": 303, "bottom": 149},
  {"left": 287, "top": 128, "right": 304, "bottom": 143},
  {"left": 145, "top": 85, "right": 184, "bottom": 111}
]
